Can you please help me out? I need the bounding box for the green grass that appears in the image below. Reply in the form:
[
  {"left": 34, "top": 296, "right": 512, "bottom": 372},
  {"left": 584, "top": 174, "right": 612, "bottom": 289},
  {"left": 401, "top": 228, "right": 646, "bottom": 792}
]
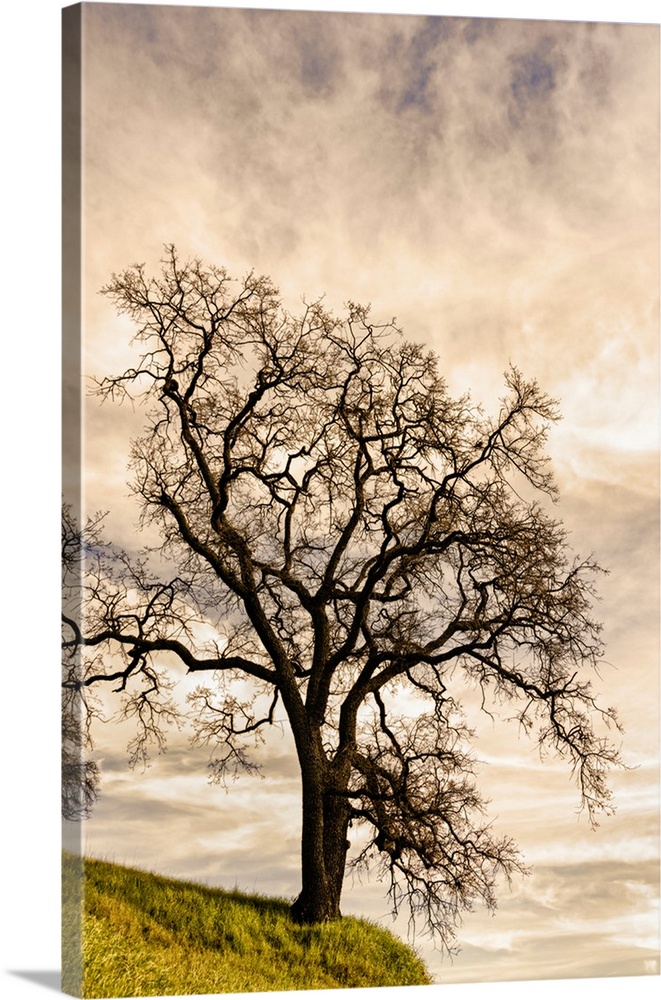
[{"left": 62, "top": 853, "right": 432, "bottom": 997}]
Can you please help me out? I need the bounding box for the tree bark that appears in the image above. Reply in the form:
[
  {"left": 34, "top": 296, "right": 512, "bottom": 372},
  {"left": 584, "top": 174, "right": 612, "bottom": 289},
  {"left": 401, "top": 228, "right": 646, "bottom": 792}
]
[
  {"left": 290, "top": 755, "right": 351, "bottom": 924},
  {"left": 322, "top": 790, "right": 352, "bottom": 913}
]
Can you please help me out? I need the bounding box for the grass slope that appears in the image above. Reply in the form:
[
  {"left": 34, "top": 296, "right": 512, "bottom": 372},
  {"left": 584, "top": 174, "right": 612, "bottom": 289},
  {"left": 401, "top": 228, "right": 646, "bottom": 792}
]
[{"left": 63, "top": 854, "right": 432, "bottom": 997}]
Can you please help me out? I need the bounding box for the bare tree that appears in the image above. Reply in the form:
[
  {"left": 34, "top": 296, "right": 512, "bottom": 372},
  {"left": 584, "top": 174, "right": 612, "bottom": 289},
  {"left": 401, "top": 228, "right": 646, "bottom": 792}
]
[
  {"left": 62, "top": 246, "right": 621, "bottom": 949},
  {"left": 62, "top": 505, "right": 101, "bottom": 820}
]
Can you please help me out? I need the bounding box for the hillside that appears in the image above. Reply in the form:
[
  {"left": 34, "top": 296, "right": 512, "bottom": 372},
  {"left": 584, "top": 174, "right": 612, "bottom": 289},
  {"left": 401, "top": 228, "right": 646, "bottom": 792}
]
[{"left": 62, "top": 854, "right": 432, "bottom": 997}]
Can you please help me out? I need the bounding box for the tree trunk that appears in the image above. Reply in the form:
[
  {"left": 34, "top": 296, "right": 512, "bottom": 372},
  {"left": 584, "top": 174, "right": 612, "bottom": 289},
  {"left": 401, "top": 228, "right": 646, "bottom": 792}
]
[
  {"left": 290, "top": 759, "right": 351, "bottom": 925},
  {"left": 323, "top": 790, "right": 352, "bottom": 914}
]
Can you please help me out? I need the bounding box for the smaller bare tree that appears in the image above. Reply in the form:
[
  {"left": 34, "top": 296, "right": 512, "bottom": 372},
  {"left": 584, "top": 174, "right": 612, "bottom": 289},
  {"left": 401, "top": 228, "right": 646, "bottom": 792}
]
[{"left": 62, "top": 506, "right": 102, "bottom": 820}]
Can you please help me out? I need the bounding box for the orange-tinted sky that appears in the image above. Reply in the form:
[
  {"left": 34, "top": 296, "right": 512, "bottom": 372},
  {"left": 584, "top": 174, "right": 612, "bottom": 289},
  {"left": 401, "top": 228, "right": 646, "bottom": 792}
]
[
  {"left": 60, "top": 0, "right": 659, "bottom": 990},
  {"left": 67, "top": 0, "right": 660, "bottom": 986}
]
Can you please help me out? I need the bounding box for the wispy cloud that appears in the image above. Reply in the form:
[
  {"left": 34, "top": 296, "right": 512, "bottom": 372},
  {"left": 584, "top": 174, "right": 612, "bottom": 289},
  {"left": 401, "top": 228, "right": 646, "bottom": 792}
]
[{"left": 74, "top": 4, "right": 659, "bottom": 985}]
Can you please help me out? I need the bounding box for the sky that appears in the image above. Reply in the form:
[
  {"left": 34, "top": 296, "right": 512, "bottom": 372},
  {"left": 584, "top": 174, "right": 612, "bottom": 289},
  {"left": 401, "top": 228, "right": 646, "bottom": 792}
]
[{"left": 1, "top": 2, "right": 659, "bottom": 1000}]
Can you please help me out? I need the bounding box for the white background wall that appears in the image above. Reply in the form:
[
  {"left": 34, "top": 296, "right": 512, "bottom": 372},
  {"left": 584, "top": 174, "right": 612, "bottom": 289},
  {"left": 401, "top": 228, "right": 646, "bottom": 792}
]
[{"left": 1, "top": 2, "right": 658, "bottom": 1000}]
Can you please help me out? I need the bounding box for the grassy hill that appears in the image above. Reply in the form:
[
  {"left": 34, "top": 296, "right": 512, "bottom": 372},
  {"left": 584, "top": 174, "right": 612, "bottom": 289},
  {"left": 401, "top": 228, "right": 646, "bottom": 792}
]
[{"left": 62, "top": 854, "right": 432, "bottom": 997}]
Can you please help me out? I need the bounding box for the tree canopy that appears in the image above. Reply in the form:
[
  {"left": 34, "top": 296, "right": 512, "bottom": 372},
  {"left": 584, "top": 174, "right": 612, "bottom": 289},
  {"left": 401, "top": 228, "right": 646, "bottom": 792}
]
[{"left": 62, "top": 246, "right": 621, "bottom": 949}]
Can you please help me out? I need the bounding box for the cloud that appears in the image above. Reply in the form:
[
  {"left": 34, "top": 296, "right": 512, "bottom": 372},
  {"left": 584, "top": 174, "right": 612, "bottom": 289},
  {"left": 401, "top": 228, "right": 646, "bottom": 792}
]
[
  {"left": 436, "top": 856, "right": 660, "bottom": 982},
  {"left": 73, "top": 5, "right": 659, "bottom": 985}
]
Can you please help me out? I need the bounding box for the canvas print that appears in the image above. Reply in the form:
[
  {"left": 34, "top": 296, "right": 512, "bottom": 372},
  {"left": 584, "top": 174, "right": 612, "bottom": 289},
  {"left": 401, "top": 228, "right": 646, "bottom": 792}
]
[{"left": 61, "top": 2, "right": 660, "bottom": 997}]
